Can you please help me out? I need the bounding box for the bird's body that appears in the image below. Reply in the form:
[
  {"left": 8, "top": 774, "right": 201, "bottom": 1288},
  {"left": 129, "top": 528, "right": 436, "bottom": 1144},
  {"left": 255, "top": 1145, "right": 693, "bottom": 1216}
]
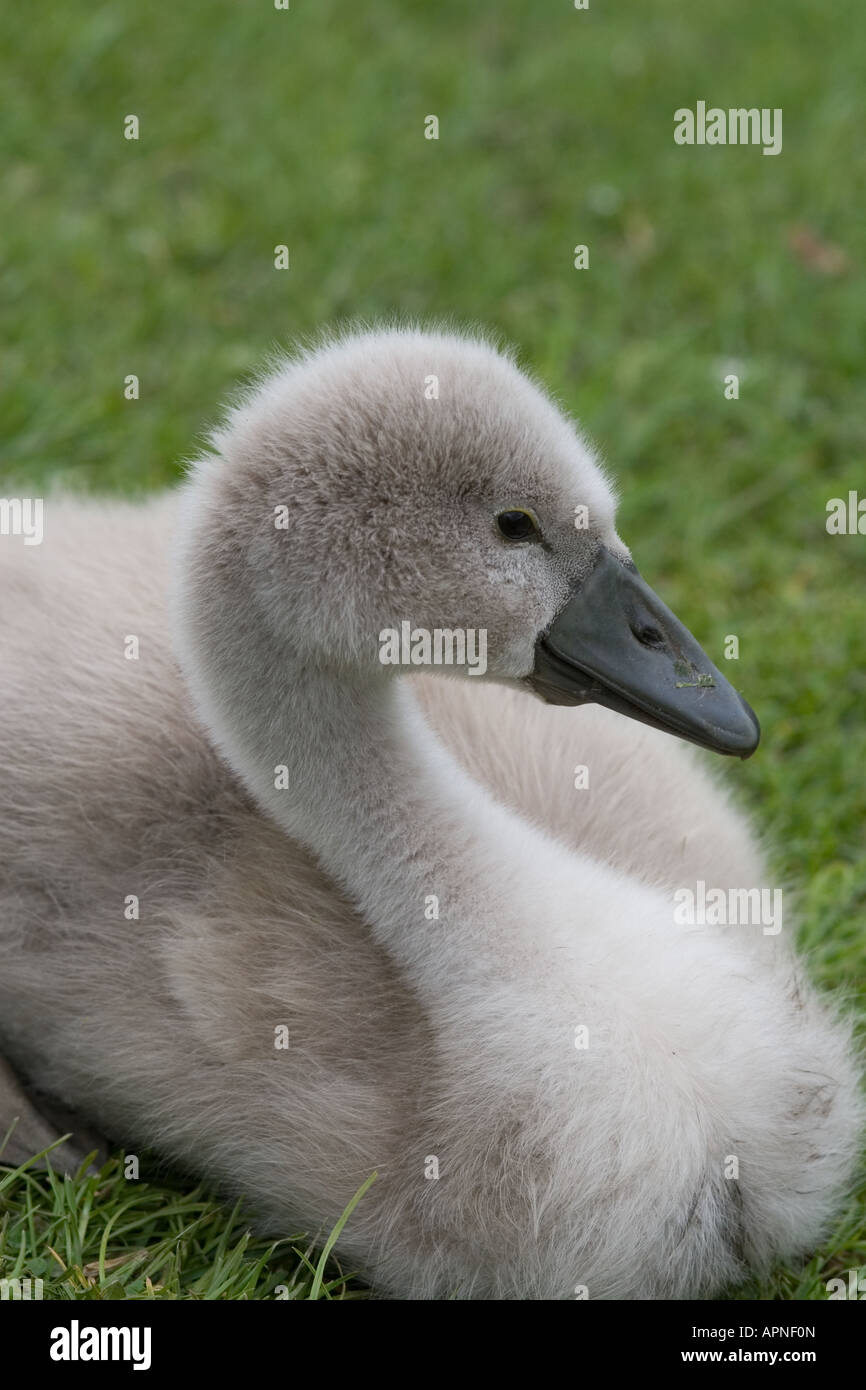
[{"left": 0, "top": 330, "right": 859, "bottom": 1298}]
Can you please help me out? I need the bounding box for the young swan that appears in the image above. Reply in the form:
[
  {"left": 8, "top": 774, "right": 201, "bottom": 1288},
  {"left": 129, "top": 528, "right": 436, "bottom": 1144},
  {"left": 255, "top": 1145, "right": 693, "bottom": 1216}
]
[{"left": 0, "top": 328, "right": 860, "bottom": 1300}]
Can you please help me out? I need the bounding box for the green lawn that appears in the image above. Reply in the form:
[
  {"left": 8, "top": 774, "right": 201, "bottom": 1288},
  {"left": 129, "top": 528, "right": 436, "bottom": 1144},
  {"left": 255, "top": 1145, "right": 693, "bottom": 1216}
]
[{"left": 1, "top": 0, "right": 864, "bottom": 1299}]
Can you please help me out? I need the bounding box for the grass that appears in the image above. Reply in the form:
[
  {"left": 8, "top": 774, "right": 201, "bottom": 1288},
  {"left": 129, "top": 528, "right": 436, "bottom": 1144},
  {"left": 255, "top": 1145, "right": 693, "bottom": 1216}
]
[
  {"left": 0, "top": 1144, "right": 368, "bottom": 1300},
  {"left": 1, "top": 0, "right": 864, "bottom": 1298}
]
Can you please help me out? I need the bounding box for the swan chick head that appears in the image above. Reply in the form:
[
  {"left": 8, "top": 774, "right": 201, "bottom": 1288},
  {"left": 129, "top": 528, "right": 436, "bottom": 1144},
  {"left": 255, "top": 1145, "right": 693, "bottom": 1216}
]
[{"left": 185, "top": 326, "right": 627, "bottom": 684}]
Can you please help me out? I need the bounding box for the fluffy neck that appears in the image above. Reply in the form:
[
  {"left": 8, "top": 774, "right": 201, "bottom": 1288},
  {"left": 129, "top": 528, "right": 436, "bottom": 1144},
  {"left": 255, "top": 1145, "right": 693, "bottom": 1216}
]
[{"left": 173, "top": 514, "right": 569, "bottom": 1002}]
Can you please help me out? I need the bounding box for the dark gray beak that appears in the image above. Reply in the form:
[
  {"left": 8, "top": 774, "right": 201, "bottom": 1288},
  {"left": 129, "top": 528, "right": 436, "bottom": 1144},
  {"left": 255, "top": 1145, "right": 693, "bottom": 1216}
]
[{"left": 529, "top": 547, "right": 760, "bottom": 758}]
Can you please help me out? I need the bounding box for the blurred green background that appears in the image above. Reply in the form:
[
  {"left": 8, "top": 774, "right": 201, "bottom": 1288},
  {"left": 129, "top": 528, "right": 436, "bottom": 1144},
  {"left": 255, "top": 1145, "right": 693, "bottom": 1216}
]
[{"left": 1, "top": 0, "right": 864, "bottom": 1297}]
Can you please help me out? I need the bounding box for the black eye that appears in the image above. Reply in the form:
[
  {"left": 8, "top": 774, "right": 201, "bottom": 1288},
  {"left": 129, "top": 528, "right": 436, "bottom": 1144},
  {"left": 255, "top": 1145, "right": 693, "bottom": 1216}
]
[{"left": 495, "top": 508, "right": 541, "bottom": 543}]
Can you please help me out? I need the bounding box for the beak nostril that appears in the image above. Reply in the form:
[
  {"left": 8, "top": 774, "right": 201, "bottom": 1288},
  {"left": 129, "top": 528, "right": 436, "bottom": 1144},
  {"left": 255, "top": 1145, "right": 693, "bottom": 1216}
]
[{"left": 632, "top": 622, "right": 666, "bottom": 649}]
